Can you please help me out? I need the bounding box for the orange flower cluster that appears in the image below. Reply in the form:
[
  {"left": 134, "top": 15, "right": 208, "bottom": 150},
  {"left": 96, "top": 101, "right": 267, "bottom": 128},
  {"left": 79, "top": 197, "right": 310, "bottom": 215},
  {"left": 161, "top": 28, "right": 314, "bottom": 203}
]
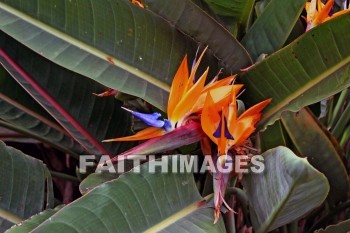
[
  {"left": 105, "top": 48, "right": 270, "bottom": 145},
  {"left": 105, "top": 48, "right": 271, "bottom": 222}
]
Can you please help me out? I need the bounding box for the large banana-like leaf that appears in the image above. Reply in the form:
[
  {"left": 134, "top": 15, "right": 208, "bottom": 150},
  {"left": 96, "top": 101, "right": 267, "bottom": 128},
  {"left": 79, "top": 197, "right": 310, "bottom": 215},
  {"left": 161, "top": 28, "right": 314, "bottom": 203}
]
[
  {"left": 0, "top": 0, "right": 211, "bottom": 111},
  {"left": 0, "top": 141, "right": 54, "bottom": 232},
  {"left": 241, "top": 0, "right": 306, "bottom": 60},
  {"left": 142, "top": 0, "right": 252, "bottom": 72},
  {"left": 0, "top": 33, "right": 133, "bottom": 156},
  {"left": 0, "top": 67, "right": 84, "bottom": 155},
  {"left": 28, "top": 157, "right": 226, "bottom": 232},
  {"left": 241, "top": 13, "right": 350, "bottom": 130},
  {"left": 281, "top": 108, "right": 350, "bottom": 204},
  {"left": 5, "top": 206, "right": 62, "bottom": 233},
  {"left": 243, "top": 146, "right": 329, "bottom": 233}
]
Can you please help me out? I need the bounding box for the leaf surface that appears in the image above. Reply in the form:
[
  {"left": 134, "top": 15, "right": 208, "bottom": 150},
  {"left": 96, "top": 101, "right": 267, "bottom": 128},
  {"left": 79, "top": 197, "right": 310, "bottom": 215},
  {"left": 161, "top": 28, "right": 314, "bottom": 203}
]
[
  {"left": 0, "top": 66, "right": 84, "bottom": 155},
  {"left": 243, "top": 146, "right": 329, "bottom": 233},
  {"left": 32, "top": 157, "right": 226, "bottom": 233},
  {"left": 240, "top": 13, "right": 350, "bottom": 130},
  {"left": 0, "top": 0, "right": 207, "bottom": 111},
  {"left": 281, "top": 108, "right": 350, "bottom": 204},
  {"left": 0, "top": 34, "right": 133, "bottom": 156},
  {"left": 241, "top": 0, "right": 307, "bottom": 60},
  {"left": 0, "top": 141, "right": 53, "bottom": 232},
  {"left": 143, "top": 0, "right": 252, "bottom": 72},
  {"left": 5, "top": 206, "right": 62, "bottom": 233}
]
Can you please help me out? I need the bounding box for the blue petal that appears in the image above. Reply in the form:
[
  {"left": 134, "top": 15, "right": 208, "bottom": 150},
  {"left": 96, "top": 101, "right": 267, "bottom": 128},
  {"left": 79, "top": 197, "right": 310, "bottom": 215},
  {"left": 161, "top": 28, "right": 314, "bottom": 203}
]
[
  {"left": 213, "top": 118, "right": 223, "bottom": 138},
  {"left": 135, "top": 112, "right": 162, "bottom": 120},
  {"left": 163, "top": 119, "right": 172, "bottom": 132},
  {"left": 131, "top": 111, "right": 165, "bottom": 128},
  {"left": 213, "top": 117, "right": 234, "bottom": 140}
]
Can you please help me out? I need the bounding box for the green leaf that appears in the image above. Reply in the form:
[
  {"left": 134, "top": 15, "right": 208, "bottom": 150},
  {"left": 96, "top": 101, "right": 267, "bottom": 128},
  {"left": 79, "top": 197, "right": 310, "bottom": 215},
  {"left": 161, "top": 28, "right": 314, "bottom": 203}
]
[
  {"left": 0, "top": 66, "right": 84, "bottom": 156},
  {"left": 0, "top": 126, "right": 39, "bottom": 144},
  {"left": 203, "top": 0, "right": 255, "bottom": 27},
  {"left": 0, "top": 33, "right": 133, "bottom": 156},
  {"left": 32, "top": 157, "right": 226, "bottom": 232},
  {"left": 243, "top": 146, "right": 329, "bottom": 233},
  {"left": 241, "top": 13, "right": 350, "bottom": 130},
  {"left": 340, "top": 124, "right": 350, "bottom": 148},
  {"left": 281, "top": 108, "right": 350, "bottom": 204},
  {"left": 0, "top": 66, "right": 52, "bottom": 121},
  {"left": 329, "top": 88, "right": 349, "bottom": 129},
  {"left": 332, "top": 100, "right": 350, "bottom": 139},
  {"left": 314, "top": 219, "right": 350, "bottom": 233},
  {"left": 0, "top": 0, "right": 205, "bottom": 111},
  {"left": 254, "top": 0, "right": 271, "bottom": 17},
  {"left": 258, "top": 120, "right": 288, "bottom": 152},
  {"left": 79, "top": 172, "right": 119, "bottom": 195},
  {"left": 0, "top": 141, "right": 54, "bottom": 232},
  {"left": 241, "top": 0, "right": 307, "bottom": 60},
  {"left": 5, "top": 206, "right": 62, "bottom": 233},
  {"left": 142, "top": 0, "right": 252, "bottom": 72}
]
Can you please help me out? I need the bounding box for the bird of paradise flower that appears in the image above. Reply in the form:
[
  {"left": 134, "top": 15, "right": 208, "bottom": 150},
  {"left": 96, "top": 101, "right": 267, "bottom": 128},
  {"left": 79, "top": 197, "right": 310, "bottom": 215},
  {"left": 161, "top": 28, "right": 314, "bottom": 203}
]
[
  {"left": 201, "top": 86, "right": 271, "bottom": 223},
  {"left": 104, "top": 47, "right": 271, "bottom": 224},
  {"left": 104, "top": 47, "right": 240, "bottom": 143}
]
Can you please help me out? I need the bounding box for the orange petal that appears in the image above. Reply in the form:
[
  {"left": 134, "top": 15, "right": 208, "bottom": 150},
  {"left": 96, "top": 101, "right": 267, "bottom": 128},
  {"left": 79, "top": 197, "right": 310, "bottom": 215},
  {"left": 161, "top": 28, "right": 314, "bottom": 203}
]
[
  {"left": 171, "top": 68, "right": 209, "bottom": 124},
  {"left": 323, "top": 8, "right": 350, "bottom": 22},
  {"left": 201, "top": 93, "right": 220, "bottom": 145},
  {"left": 315, "top": 0, "right": 334, "bottom": 24},
  {"left": 231, "top": 114, "right": 261, "bottom": 146},
  {"left": 192, "top": 85, "right": 243, "bottom": 114},
  {"left": 228, "top": 98, "right": 271, "bottom": 146},
  {"left": 238, "top": 99, "right": 272, "bottom": 120},
  {"left": 103, "top": 127, "right": 165, "bottom": 142},
  {"left": 306, "top": 0, "right": 317, "bottom": 22},
  {"left": 317, "top": 0, "right": 325, "bottom": 11},
  {"left": 184, "top": 47, "right": 208, "bottom": 92},
  {"left": 167, "top": 55, "right": 189, "bottom": 119},
  {"left": 202, "top": 75, "right": 236, "bottom": 93},
  {"left": 227, "top": 85, "right": 238, "bottom": 134},
  {"left": 131, "top": 0, "right": 145, "bottom": 8}
]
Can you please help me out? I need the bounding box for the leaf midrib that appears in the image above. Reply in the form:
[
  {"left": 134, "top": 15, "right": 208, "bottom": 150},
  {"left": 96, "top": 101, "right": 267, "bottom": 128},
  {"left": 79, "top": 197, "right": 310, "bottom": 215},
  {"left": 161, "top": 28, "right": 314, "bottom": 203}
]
[
  {"left": 0, "top": 2, "right": 171, "bottom": 93},
  {"left": 0, "top": 207, "right": 23, "bottom": 224},
  {"left": 0, "top": 93, "right": 67, "bottom": 134},
  {"left": 144, "top": 194, "right": 212, "bottom": 232},
  {"left": 259, "top": 56, "right": 350, "bottom": 128},
  {"left": 258, "top": 170, "right": 305, "bottom": 233}
]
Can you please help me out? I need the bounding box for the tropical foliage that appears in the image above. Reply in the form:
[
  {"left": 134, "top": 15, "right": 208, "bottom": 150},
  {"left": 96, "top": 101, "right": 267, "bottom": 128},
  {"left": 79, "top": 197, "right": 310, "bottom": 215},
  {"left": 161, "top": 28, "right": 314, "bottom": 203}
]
[{"left": 0, "top": 0, "right": 350, "bottom": 232}]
